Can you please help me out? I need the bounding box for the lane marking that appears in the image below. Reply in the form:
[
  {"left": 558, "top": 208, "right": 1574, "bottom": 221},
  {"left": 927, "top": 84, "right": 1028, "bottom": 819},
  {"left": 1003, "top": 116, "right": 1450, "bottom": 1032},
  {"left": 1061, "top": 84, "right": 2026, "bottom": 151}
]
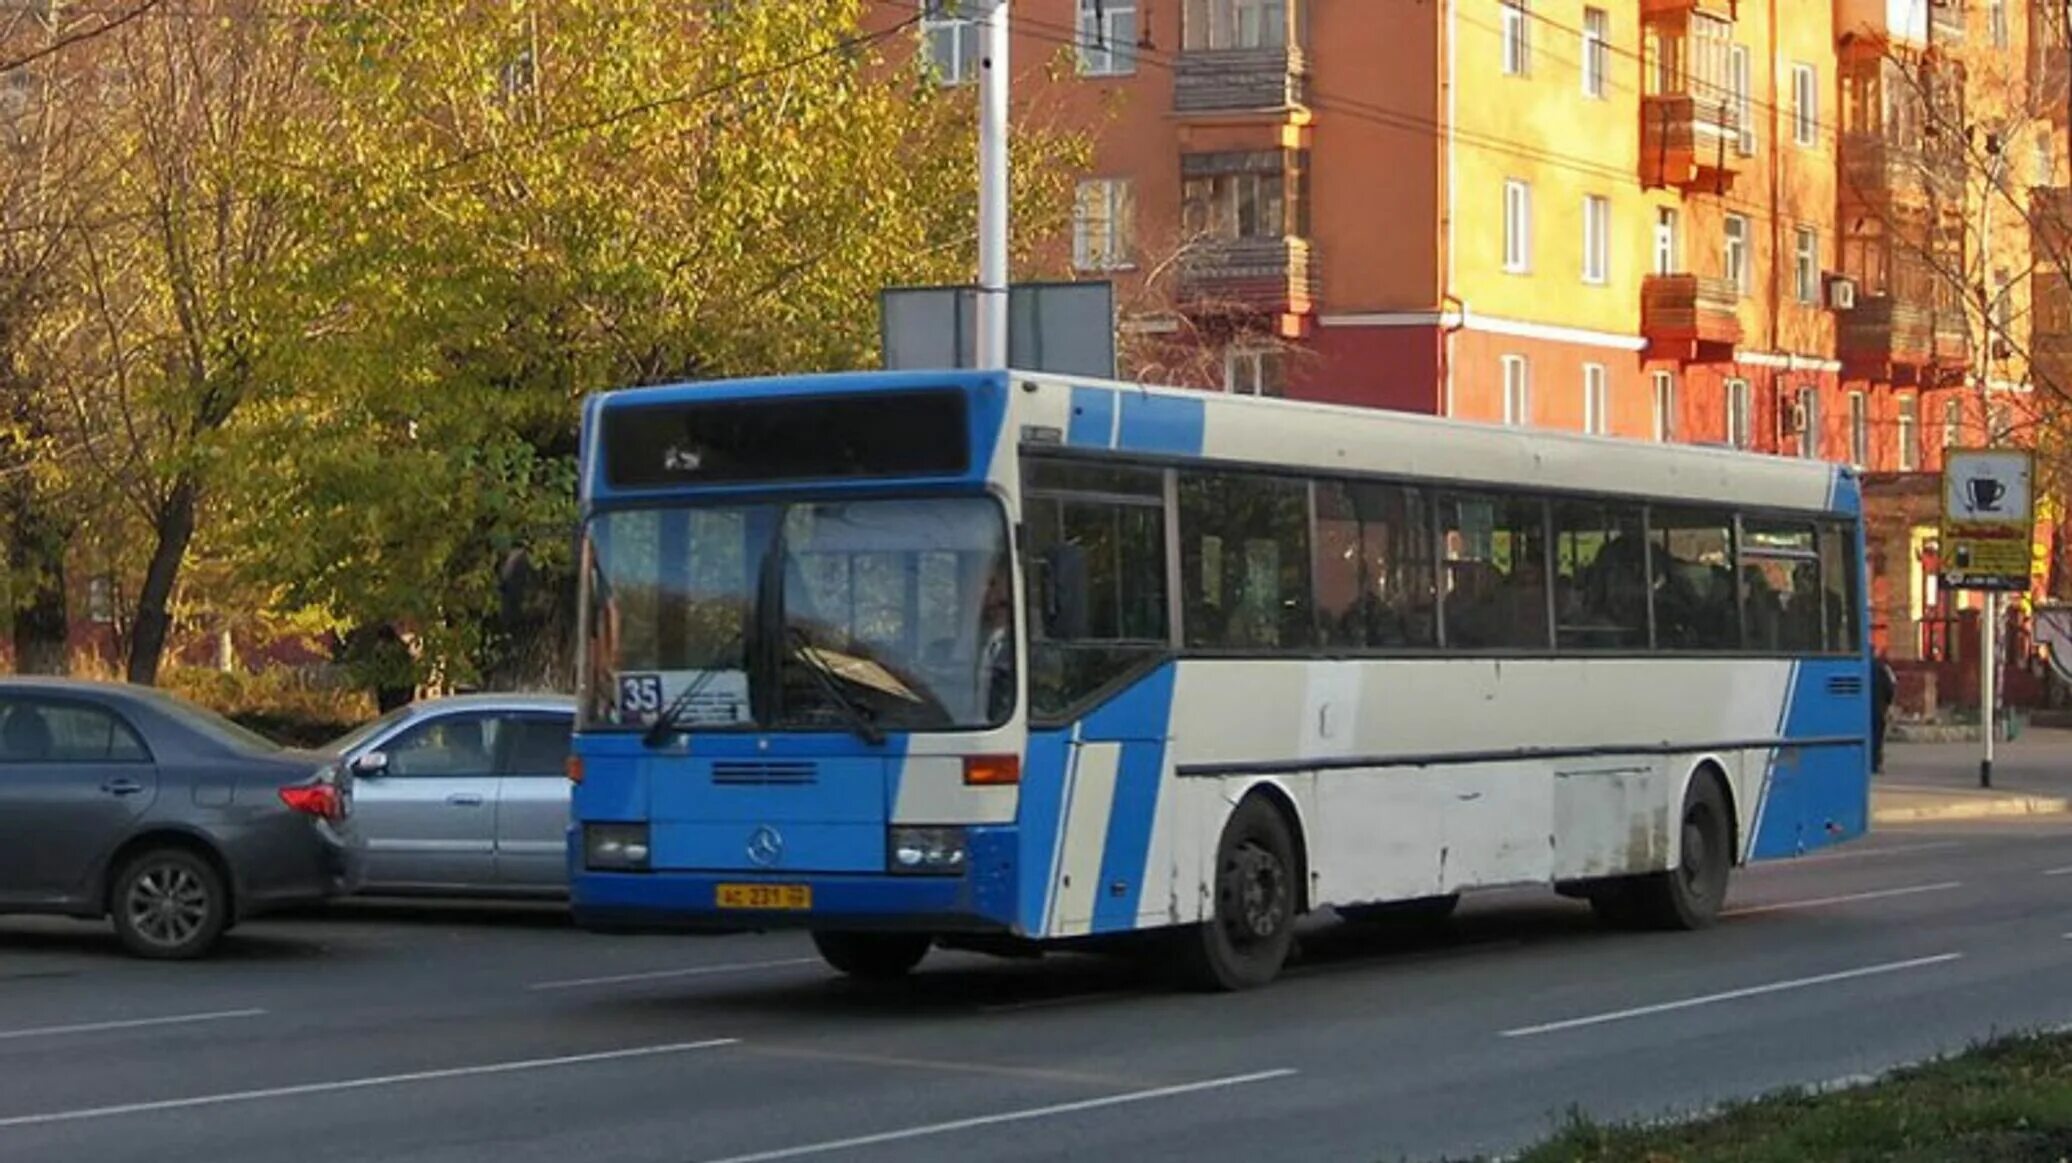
[
  {"left": 0, "top": 1039, "right": 738, "bottom": 1130},
  {"left": 528, "top": 958, "right": 819, "bottom": 990},
  {"left": 744, "top": 1045, "right": 1141, "bottom": 1089},
  {"left": 1499, "top": 953, "right": 1965, "bottom": 1038},
  {"left": 2044, "top": 866, "right": 2072, "bottom": 877},
  {"left": 1723, "top": 881, "right": 1962, "bottom": 918},
  {"left": 1752, "top": 841, "right": 1963, "bottom": 866},
  {"left": 692, "top": 1068, "right": 1298, "bottom": 1163},
  {"left": 0, "top": 1009, "right": 265, "bottom": 1043}
]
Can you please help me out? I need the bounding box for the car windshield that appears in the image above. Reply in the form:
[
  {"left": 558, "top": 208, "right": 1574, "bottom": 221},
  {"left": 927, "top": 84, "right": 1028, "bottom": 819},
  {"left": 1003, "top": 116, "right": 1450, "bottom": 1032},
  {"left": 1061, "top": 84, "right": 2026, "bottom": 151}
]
[
  {"left": 317, "top": 703, "right": 418, "bottom": 757},
  {"left": 581, "top": 496, "right": 1015, "bottom": 733}
]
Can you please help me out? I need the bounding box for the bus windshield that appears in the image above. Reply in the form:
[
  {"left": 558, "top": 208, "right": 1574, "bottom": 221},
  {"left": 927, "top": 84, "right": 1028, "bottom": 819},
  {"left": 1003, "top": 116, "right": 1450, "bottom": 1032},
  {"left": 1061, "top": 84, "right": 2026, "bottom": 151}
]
[{"left": 581, "top": 495, "right": 1015, "bottom": 734}]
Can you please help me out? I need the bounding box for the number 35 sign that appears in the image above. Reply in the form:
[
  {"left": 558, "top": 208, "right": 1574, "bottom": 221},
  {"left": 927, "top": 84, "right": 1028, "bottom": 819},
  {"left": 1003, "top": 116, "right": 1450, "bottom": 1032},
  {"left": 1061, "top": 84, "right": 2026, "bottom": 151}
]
[{"left": 1941, "top": 449, "right": 2035, "bottom": 592}]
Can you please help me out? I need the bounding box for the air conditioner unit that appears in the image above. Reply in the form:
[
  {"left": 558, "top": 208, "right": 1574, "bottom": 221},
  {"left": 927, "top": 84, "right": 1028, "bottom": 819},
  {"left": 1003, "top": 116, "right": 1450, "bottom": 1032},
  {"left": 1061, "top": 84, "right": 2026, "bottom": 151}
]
[{"left": 1826, "top": 276, "right": 1858, "bottom": 311}]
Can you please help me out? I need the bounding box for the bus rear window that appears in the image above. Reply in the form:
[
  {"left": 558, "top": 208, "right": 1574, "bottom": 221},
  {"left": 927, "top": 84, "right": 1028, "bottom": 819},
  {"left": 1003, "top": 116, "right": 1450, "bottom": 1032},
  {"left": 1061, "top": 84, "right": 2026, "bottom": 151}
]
[{"left": 601, "top": 389, "right": 969, "bottom": 488}]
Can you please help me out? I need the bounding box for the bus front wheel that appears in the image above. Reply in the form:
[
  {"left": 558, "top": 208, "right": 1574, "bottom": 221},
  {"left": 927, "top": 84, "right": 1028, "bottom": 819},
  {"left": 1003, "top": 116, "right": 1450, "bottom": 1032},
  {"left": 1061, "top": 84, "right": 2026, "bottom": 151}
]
[
  {"left": 1179, "top": 795, "right": 1299, "bottom": 991},
  {"left": 811, "top": 931, "right": 932, "bottom": 980}
]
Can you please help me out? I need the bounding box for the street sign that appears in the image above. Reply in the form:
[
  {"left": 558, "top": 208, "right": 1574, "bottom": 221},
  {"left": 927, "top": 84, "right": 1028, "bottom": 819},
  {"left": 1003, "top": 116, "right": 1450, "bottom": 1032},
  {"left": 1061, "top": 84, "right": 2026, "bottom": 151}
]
[{"left": 1941, "top": 448, "right": 2036, "bottom": 591}]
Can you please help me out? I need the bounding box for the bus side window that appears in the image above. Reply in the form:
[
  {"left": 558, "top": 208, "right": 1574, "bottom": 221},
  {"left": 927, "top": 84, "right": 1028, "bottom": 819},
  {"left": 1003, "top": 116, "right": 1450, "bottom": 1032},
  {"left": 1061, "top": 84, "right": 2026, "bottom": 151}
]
[
  {"left": 1819, "top": 522, "right": 1861, "bottom": 654},
  {"left": 1021, "top": 472, "right": 1171, "bottom": 721}
]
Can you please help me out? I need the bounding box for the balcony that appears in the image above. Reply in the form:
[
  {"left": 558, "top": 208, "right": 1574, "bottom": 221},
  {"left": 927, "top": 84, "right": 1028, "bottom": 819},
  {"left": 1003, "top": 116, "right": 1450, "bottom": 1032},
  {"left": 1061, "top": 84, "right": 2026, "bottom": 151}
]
[
  {"left": 1173, "top": 48, "right": 1310, "bottom": 116},
  {"left": 1177, "top": 236, "right": 1319, "bottom": 316},
  {"left": 1641, "top": 274, "right": 1743, "bottom": 358},
  {"left": 1640, "top": 0, "right": 1737, "bottom": 17},
  {"left": 1839, "top": 133, "right": 1945, "bottom": 209},
  {"left": 1839, "top": 295, "right": 1967, "bottom": 381},
  {"left": 1640, "top": 93, "right": 1743, "bottom": 190}
]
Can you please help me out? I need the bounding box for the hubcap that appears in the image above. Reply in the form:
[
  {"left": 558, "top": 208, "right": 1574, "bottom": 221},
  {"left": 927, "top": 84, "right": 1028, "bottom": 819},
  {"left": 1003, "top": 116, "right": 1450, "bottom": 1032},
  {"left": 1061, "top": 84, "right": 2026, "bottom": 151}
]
[
  {"left": 126, "top": 864, "right": 209, "bottom": 949},
  {"left": 1219, "top": 842, "right": 1288, "bottom": 947}
]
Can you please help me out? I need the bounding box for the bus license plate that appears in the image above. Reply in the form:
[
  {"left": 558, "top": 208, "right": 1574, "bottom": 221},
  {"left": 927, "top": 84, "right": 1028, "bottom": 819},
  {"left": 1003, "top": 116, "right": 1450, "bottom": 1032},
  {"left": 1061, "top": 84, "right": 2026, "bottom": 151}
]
[{"left": 716, "top": 884, "right": 812, "bottom": 910}]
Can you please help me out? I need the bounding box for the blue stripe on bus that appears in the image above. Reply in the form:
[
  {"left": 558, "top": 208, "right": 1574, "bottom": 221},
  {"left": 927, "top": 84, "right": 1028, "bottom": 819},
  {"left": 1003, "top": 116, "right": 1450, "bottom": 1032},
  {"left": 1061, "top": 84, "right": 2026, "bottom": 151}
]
[
  {"left": 1117, "top": 392, "right": 1206, "bottom": 456},
  {"left": 1017, "top": 728, "right": 1075, "bottom": 935},
  {"left": 1751, "top": 658, "right": 1869, "bottom": 859},
  {"left": 1085, "top": 665, "right": 1179, "bottom": 933},
  {"left": 1068, "top": 386, "right": 1117, "bottom": 449}
]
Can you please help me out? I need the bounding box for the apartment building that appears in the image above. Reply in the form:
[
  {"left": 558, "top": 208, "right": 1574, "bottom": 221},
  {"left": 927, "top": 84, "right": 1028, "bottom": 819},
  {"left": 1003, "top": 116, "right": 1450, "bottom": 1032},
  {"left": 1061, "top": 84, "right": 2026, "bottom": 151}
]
[{"left": 876, "top": 0, "right": 2067, "bottom": 662}]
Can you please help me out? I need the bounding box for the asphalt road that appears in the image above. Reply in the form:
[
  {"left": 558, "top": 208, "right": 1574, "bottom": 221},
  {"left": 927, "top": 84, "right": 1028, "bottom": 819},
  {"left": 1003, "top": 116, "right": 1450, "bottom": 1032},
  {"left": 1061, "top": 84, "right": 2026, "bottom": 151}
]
[{"left": 3, "top": 818, "right": 2070, "bottom": 1163}]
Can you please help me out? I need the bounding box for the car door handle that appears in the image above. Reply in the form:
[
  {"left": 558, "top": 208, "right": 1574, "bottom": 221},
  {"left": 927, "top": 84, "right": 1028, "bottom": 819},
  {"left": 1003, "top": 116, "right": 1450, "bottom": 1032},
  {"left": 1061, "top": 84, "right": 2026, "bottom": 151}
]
[
  {"left": 102, "top": 778, "right": 145, "bottom": 796},
  {"left": 447, "top": 793, "right": 486, "bottom": 807}
]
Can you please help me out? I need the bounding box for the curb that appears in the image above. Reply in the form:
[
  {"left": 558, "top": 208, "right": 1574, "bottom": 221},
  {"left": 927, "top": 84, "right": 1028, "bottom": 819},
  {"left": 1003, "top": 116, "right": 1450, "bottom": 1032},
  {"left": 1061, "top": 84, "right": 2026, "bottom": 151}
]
[{"left": 1871, "top": 792, "right": 2072, "bottom": 823}]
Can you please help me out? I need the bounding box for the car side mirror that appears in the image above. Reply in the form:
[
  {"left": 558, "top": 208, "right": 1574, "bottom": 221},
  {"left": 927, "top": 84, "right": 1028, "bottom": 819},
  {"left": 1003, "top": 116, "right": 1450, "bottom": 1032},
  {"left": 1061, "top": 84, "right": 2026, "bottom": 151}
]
[{"left": 351, "top": 750, "right": 390, "bottom": 777}]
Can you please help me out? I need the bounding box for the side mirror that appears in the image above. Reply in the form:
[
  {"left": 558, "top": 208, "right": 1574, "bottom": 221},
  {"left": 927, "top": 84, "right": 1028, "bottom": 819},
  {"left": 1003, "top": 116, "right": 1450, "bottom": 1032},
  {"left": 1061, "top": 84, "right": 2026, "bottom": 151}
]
[
  {"left": 1037, "top": 544, "right": 1090, "bottom": 640},
  {"left": 351, "top": 750, "right": 390, "bottom": 777}
]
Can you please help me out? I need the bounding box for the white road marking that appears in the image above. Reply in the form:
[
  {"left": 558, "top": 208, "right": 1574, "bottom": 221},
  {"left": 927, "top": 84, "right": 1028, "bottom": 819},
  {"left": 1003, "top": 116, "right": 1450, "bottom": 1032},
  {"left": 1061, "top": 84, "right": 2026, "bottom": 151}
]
[
  {"left": 1499, "top": 953, "right": 1965, "bottom": 1038},
  {"left": 0, "top": 1009, "right": 265, "bottom": 1042},
  {"left": 527, "top": 958, "right": 820, "bottom": 990},
  {"left": 692, "top": 1068, "right": 1299, "bottom": 1163},
  {"left": 1722, "top": 881, "right": 1962, "bottom": 918},
  {"left": 2043, "top": 866, "right": 2072, "bottom": 877},
  {"left": 1753, "top": 841, "right": 1964, "bottom": 866},
  {"left": 0, "top": 1039, "right": 738, "bottom": 1130}
]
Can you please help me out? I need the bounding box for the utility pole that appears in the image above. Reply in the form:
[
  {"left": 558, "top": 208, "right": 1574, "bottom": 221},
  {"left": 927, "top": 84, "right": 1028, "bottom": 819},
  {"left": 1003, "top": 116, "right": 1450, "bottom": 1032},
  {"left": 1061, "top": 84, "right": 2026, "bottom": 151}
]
[
  {"left": 1977, "top": 137, "right": 2008, "bottom": 788},
  {"left": 974, "top": 0, "right": 1011, "bottom": 370}
]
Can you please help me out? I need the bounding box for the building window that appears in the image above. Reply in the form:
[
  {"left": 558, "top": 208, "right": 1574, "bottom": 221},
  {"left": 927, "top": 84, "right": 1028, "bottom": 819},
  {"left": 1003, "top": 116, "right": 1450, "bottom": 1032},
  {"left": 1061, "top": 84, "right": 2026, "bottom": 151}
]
[
  {"left": 1225, "top": 347, "right": 1286, "bottom": 396},
  {"left": 1073, "top": 179, "right": 1132, "bottom": 271},
  {"left": 1653, "top": 206, "right": 1680, "bottom": 275},
  {"left": 1796, "top": 385, "right": 1819, "bottom": 459},
  {"left": 1794, "top": 227, "right": 1819, "bottom": 304},
  {"left": 1582, "top": 194, "right": 1610, "bottom": 284},
  {"left": 1991, "top": 0, "right": 2009, "bottom": 49},
  {"left": 1583, "top": 363, "right": 1608, "bottom": 435},
  {"left": 1502, "top": 1, "right": 1530, "bottom": 76},
  {"left": 1942, "top": 396, "right": 1964, "bottom": 453},
  {"left": 1724, "top": 214, "right": 1750, "bottom": 295},
  {"left": 2038, "top": 130, "right": 2057, "bottom": 187},
  {"left": 1503, "top": 179, "right": 1532, "bottom": 273},
  {"left": 1730, "top": 44, "right": 1754, "bottom": 154},
  {"left": 1791, "top": 63, "right": 1818, "bottom": 147},
  {"left": 1726, "top": 378, "right": 1752, "bottom": 448},
  {"left": 1849, "top": 390, "right": 1868, "bottom": 466},
  {"left": 1653, "top": 371, "right": 1677, "bottom": 441},
  {"left": 1078, "top": 0, "right": 1140, "bottom": 75},
  {"left": 1182, "top": 0, "right": 1292, "bottom": 51},
  {"left": 921, "top": 1, "right": 980, "bottom": 86},
  {"left": 1897, "top": 394, "right": 1920, "bottom": 471},
  {"left": 1582, "top": 8, "right": 1608, "bottom": 98},
  {"left": 1502, "top": 355, "right": 1531, "bottom": 426},
  {"left": 1182, "top": 157, "right": 1303, "bottom": 240}
]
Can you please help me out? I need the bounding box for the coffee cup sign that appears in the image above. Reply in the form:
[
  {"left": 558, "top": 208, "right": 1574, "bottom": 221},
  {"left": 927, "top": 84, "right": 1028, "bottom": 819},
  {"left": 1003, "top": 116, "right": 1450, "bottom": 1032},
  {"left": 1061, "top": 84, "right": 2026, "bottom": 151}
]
[{"left": 1941, "top": 449, "right": 2036, "bottom": 592}]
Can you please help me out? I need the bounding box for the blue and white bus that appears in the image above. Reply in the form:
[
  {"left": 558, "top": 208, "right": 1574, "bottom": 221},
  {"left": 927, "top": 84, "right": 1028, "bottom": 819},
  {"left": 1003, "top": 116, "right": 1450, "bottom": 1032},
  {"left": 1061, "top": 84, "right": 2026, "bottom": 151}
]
[{"left": 568, "top": 370, "right": 1869, "bottom": 989}]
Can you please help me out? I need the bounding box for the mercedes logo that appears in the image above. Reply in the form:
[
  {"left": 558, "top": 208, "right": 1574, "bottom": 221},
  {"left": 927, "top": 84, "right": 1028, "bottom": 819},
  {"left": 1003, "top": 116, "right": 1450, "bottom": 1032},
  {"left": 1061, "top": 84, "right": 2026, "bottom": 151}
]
[{"left": 746, "top": 825, "right": 783, "bottom": 868}]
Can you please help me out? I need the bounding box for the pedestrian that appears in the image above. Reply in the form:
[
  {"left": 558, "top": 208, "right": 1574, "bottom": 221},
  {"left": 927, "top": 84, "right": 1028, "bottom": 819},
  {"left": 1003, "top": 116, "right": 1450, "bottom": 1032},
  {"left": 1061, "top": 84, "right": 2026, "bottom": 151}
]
[{"left": 1871, "top": 652, "right": 1897, "bottom": 774}]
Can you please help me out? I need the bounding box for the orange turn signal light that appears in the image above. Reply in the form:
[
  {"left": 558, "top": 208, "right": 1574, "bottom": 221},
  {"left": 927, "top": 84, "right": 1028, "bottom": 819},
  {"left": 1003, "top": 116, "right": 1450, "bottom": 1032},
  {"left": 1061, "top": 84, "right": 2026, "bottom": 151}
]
[
  {"left": 963, "top": 754, "right": 1020, "bottom": 786},
  {"left": 565, "top": 755, "right": 585, "bottom": 785}
]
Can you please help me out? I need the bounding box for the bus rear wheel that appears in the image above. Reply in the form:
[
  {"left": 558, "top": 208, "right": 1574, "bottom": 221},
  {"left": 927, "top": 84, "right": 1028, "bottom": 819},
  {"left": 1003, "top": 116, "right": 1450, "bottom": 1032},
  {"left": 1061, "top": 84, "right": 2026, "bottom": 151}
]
[
  {"left": 1592, "top": 775, "right": 1732, "bottom": 931},
  {"left": 811, "top": 931, "right": 932, "bottom": 980},
  {"left": 1179, "top": 795, "right": 1299, "bottom": 991}
]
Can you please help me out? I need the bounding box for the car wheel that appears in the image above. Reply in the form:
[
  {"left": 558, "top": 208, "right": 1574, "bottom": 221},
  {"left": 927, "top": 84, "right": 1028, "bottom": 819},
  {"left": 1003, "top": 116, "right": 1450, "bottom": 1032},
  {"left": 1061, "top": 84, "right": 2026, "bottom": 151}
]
[
  {"left": 110, "top": 848, "right": 229, "bottom": 960},
  {"left": 811, "top": 931, "right": 932, "bottom": 980}
]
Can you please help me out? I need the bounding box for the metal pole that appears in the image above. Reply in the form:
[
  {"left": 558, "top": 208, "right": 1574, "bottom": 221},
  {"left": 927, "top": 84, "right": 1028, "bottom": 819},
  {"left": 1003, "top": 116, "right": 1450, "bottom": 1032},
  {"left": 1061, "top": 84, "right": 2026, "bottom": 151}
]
[
  {"left": 1975, "top": 144, "right": 2004, "bottom": 789},
  {"left": 1982, "top": 589, "right": 1997, "bottom": 787},
  {"left": 974, "top": 0, "right": 1011, "bottom": 370}
]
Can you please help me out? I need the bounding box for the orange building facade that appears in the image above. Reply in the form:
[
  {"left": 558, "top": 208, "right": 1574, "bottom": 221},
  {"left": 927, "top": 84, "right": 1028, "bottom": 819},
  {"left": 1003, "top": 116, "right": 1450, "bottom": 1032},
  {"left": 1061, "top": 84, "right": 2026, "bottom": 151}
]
[{"left": 873, "top": 0, "right": 2068, "bottom": 670}]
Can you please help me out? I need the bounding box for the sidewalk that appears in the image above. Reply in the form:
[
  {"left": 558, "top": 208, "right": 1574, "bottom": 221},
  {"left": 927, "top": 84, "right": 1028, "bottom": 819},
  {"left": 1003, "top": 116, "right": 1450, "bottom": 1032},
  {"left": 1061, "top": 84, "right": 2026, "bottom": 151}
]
[{"left": 1871, "top": 727, "right": 2072, "bottom": 824}]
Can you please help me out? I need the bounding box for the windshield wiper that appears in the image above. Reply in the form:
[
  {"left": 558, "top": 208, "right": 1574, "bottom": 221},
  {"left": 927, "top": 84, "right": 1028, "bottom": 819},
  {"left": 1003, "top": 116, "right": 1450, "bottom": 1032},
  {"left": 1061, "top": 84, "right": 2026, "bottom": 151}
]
[
  {"left": 784, "top": 626, "right": 885, "bottom": 745},
  {"left": 642, "top": 631, "right": 744, "bottom": 748}
]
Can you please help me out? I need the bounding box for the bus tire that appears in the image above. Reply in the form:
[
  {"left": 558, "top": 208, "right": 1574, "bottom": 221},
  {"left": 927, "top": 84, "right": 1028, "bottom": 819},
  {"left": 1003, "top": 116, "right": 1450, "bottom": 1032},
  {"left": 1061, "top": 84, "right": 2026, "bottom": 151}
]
[
  {"left": 1336, "top": 893, "right": 1459, "bottom": 928},
  {"left": 811, "top": 931, "right": 932, "bottom": 980},
  {"left": 1623, "top": 774, "right": 1733, "bottom": 931},
  {"left": 1179, "top": 795, "right": 1299, "bottom": 991}
]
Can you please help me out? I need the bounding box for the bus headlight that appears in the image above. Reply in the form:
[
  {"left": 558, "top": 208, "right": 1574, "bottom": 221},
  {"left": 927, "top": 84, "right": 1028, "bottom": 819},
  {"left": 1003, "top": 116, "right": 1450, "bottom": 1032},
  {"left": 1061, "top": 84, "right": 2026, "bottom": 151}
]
[
  {"left": 585, "top": 823, "right": 652, "bottom": 871},
  {"left": 888, "top": 826, "right": 968, "bottom": 875}
]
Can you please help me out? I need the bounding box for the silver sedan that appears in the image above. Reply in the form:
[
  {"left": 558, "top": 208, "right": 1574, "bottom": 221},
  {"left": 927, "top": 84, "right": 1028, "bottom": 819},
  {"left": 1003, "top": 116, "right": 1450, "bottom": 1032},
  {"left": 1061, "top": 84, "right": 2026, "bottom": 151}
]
[{"left": 323, "top": 694, "right": 575, "bottom": 897}]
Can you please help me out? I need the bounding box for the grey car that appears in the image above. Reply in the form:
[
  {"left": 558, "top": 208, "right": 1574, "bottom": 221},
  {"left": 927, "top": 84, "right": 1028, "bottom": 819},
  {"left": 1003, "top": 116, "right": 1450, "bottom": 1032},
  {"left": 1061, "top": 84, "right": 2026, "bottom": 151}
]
[
  {"left": 322, "top": 694, "right": 575, "bottom": 897},
  {"left": 0, "top": 678, "right": 361, "bottom": 959}
]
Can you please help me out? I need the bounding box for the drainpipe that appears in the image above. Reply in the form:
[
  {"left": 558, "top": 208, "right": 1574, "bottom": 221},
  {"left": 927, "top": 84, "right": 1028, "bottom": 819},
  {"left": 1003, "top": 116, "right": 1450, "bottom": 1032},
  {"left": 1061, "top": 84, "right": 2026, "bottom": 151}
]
[{"left": 1443, "top": 0, "right": 1459, "bottom": 417}]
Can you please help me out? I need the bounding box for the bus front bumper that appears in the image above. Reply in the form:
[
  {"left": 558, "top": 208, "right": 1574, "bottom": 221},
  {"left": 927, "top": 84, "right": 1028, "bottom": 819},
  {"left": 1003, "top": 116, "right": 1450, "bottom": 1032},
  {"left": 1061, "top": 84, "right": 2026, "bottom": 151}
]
[{"left": 570, "top": 827, "right": 1023, "bottom": 936}]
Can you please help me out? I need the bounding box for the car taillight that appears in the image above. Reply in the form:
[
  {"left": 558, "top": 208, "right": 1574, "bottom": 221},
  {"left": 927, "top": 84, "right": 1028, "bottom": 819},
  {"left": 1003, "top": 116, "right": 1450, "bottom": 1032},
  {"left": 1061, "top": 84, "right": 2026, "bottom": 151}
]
[{"left": 280, "top": 784, "right": 344, "bottom": 822}]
